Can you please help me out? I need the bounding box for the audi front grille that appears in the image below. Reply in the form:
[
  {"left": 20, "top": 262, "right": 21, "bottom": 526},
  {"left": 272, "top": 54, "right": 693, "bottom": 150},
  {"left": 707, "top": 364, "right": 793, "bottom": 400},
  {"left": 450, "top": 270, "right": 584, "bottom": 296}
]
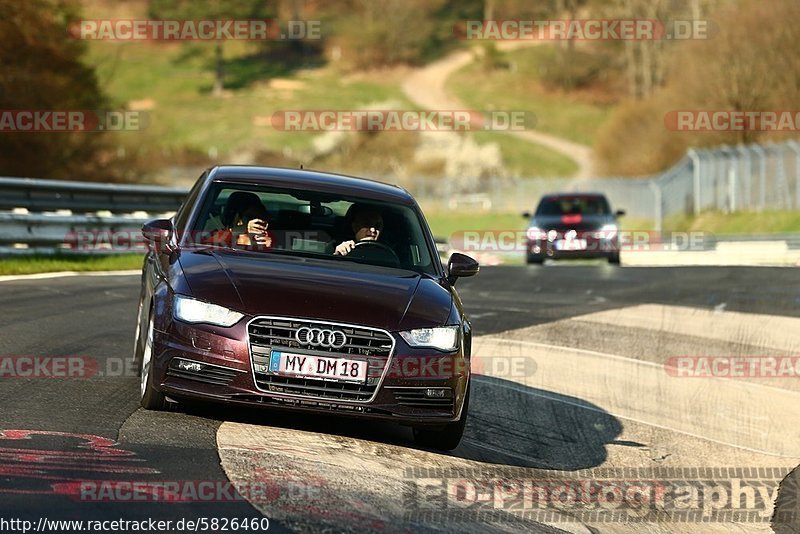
[{"left": 247, "top": 317, "right": 394, "bottom": 402}]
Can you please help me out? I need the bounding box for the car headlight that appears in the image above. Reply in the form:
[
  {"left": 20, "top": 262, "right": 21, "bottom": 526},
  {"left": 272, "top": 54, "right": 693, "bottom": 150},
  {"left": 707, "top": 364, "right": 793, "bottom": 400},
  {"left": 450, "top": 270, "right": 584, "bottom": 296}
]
[
  {"left": 526, "top": 226, "right": 546, "bottom": 241},
  {"left": 596, "top": 224, "right": 618, "bottom": 239},
  {"left": 399, "top": 326, "right": 459, "bottom": 351},
  {"left": 173, "top": 295, "right": 244, "bottom": 327}
]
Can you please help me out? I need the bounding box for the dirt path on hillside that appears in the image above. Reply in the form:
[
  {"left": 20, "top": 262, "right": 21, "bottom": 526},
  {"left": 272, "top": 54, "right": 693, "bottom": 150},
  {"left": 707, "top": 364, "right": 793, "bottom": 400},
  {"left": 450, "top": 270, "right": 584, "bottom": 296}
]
[{"left": 401, "top": 43, "right": 595, "bottom": 179}]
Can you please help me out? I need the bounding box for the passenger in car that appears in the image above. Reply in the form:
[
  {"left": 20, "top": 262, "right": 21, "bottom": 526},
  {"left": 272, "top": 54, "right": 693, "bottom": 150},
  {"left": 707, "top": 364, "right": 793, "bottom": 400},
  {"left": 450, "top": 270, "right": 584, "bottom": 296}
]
[
  {"left": 204, "top": 191, "right": 272, "bottom": 248},
  {"left": 333, "top": 204, "right": 384, "bottom": 256}
]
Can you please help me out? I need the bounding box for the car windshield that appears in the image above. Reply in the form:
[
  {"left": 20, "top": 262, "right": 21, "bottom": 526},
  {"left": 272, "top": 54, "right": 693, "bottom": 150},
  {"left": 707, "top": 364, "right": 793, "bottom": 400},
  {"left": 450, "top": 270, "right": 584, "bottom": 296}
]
[
  {"left": 536, "top": 196, "right": 611, "bottom": 216},
  {"left": 188, "top": 182, "right": 438, "bottom": 276}
]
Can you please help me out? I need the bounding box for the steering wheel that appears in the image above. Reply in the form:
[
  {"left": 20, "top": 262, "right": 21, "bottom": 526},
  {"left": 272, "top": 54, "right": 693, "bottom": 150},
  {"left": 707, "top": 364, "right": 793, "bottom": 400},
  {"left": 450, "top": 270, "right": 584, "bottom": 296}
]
[{"left": 347, "top": 240, "right": 401, "bottom": 267}]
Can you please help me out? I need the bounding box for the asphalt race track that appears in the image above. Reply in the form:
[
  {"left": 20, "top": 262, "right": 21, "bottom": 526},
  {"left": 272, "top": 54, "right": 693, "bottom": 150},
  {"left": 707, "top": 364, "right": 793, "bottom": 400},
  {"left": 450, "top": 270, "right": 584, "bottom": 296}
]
[{"left": 1, "top": 264, "right": 799, "bottom": 533}]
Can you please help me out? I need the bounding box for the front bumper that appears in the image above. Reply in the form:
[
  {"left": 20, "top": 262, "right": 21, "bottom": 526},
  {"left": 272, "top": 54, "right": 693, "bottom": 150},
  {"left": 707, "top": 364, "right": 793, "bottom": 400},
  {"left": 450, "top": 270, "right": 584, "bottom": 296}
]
[
  {"left": 527, "top": 236, "right": 619, "bottom": 260},
  {"left": 150, "top": 316, "right": 469, "bottom": 425}
]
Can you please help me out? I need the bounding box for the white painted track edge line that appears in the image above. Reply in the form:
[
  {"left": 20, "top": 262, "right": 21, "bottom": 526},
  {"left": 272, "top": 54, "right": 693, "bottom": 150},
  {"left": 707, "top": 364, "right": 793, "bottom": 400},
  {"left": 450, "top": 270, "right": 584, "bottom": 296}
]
[
  {"left": 479, "top": 336, "right": 800, "bottom": 398},
  {"left": 0, "top": 269, "right": 140, "bottom": 282},
  {"left": 472, "top": 376, "right": 799, "bottom": 458}
]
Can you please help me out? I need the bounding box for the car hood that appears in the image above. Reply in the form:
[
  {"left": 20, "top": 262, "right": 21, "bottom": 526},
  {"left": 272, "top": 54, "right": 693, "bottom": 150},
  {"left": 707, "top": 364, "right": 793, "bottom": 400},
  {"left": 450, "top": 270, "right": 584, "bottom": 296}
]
[
  {"left": 532, "top": 214, "right": 615, "bottom": 232},
  {"left": 177, "top": 249, "right": 453, "bottom": 331}
]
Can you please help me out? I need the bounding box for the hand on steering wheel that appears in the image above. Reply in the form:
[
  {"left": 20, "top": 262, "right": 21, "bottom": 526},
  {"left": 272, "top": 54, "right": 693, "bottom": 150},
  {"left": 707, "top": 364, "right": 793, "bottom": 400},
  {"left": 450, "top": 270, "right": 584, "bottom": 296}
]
[
  {"left": 349, "top": 240, "right": 401, "bottom": 267},
  {"left": 334, "top": 240, "right": 356, "bottom": 255},
  {"left": 353, "top": 240, "right": 395, "bottom": 254}
]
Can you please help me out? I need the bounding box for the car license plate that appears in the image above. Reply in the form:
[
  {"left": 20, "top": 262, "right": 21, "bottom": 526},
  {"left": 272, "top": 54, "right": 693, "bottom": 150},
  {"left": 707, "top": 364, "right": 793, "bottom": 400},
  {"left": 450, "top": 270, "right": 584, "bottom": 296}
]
[
  {"left": 555, "top": 239, "right": 587, "bottom": 251},
  {"left": 268, "top": 351, "right": 367, "bottom": 383}
]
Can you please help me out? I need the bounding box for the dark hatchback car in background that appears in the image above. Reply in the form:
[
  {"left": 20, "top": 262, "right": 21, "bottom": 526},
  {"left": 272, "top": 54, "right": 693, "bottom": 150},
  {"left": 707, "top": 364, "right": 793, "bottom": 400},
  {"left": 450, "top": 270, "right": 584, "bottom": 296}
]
[
  {"left": 133, "top": 166, "right": 479, "bottom": 450},
  {"left": 523, "top": 193, "right": 625, "bottom": 264}
]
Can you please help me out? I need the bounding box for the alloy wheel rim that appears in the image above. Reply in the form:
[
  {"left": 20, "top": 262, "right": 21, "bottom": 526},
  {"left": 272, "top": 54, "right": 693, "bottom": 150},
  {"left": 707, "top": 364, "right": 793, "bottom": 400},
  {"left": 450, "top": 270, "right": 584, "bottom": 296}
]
[
  {"left": 132, "top": 299, "right": 142, "bottom": 360},
  {"left": 140, "top": 318, "right": 153, "bottom": 399}
]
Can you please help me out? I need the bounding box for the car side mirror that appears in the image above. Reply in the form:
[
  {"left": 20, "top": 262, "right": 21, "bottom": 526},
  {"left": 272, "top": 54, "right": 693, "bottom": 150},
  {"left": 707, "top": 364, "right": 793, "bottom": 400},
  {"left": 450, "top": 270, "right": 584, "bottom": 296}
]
[
  {"left": 615, "top": 209, "right": 626, "bottom": 217},
  {"left": 142, "top": 219, "right": 174, "bottom": 252},
  {"left": 447, "top": 252, "right": 479, "bottom": 285},
  {"left": 522, "top": 211, "right": 531, "bottom": 219}
]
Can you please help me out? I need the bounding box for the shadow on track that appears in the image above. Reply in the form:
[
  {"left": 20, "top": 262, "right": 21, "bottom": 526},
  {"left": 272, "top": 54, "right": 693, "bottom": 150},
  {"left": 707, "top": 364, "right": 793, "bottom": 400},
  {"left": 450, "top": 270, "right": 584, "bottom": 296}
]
[
  {"left": 179, "top": 373, "right": 622, "bottom": 472},
  {"left": 773, "top": 466, "right": 800, "bottom": 533},
  {"left": 456, "top": 375, "right": 623, "bottom": 470}
]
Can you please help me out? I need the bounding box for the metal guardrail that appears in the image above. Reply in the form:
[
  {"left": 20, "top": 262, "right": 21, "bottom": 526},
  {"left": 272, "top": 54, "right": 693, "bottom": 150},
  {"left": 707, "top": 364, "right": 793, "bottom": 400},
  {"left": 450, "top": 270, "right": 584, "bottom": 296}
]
[
  {"left": 0, "top": 177, "right": 446, "bottom": 256},
  {"left": 3, "top": 176, "right": 799, "bottom": 260},
  {"left": 0, "top": 176, "right": 188, "bottom": 214},
  {"left": 0, "top": 177, "right": 188, "bottom": 254}
]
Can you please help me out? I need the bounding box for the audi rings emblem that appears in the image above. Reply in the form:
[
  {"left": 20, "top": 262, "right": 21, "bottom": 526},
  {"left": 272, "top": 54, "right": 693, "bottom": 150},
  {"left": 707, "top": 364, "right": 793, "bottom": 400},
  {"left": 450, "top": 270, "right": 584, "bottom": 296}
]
[{"left": 295, "top": 327, "right": 347, "bottom": 349}]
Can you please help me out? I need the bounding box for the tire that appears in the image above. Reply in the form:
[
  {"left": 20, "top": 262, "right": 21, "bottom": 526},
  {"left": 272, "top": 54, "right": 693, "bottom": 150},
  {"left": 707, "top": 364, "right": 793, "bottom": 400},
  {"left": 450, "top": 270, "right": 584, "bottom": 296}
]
[
  {"left": 608, "top": 252, "right": 621, "bottom": 265},
  {"left": 413, "top": 384, "right": 470, "bottom": 451},
  {"left": 138, "top": 313, "right": 166, "bottom": 411},
  {"left": 526, "top": 255, "right": 544, "bottom": 265},
  {"left": 132, "top": 293, "right": 146, "bottom": 375}
]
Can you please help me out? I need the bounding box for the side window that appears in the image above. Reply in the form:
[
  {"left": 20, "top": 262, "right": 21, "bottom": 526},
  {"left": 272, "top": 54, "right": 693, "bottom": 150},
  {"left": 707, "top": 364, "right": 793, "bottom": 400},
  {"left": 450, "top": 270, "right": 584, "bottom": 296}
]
[
  {"left": 174, "top": 171, "right": 206, "bottom": 236},
  {"left": 200, "top": 188, "right": 231, "bottom": 232}
]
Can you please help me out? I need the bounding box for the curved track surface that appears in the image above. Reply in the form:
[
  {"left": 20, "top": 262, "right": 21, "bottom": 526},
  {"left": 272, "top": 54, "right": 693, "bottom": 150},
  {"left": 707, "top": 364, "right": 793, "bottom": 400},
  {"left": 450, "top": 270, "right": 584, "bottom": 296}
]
[{"left": 1, "top": 265, "right": 799, "bottom": 533}]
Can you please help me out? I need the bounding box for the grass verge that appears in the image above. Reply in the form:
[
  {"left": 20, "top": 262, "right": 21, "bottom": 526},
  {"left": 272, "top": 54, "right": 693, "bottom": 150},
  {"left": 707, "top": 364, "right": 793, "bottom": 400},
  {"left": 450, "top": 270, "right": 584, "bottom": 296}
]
[
  {"left": 448, "top": 45, "right": 613, "bottom": 147},
  {"left": 666, "top": 211, "right": 800, "bottom": 234},
  {"left": 0, "top": 254, "right": 144, "bottom": 276},
  {"left": 472, "top": 131, "right": 578, "bottom": 177},
  {"left": 83, "top": 0, "right": 414, "bottom": 162}
]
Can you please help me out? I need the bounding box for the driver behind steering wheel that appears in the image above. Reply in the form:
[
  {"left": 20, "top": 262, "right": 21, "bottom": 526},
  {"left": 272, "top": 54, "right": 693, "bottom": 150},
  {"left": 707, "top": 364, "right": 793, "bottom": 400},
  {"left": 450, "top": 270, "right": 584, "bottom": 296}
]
[{"left": 333, "top": 204, "right": 384, "bottom": 256}]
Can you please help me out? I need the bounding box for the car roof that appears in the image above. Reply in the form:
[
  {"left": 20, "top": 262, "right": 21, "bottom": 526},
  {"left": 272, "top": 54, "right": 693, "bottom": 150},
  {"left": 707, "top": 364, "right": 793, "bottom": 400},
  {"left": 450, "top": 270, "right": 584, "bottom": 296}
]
[
  {"left": 205, "top": 166, "right": 415, "bottom": 205},
  {"left": 541, "top": 192, "right": 608, "bottom": 200}
]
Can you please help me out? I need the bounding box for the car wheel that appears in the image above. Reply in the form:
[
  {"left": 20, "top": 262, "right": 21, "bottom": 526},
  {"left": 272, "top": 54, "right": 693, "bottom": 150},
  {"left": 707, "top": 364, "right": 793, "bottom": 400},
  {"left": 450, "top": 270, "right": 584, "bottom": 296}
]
[
  {"left": 139, "top": 313, "right": 166, "bottom": 411},
  {"left": 412, "top": 384, "right": 470, "bottom": 451},
  {"left": 132, "top": 293, "right": 145, "bottom": 375},
  {"left": 608, "top": 252, "right": 621, "bottom": 265},
  {"left": 526, "top": 255, "right": 544, "bottom": 265}
]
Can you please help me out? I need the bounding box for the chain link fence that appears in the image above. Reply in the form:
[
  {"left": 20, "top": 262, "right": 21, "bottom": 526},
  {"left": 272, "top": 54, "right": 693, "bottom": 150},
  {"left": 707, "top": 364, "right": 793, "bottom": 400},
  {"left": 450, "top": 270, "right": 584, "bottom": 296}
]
[{"left": 411, "top": 140, "right": 800, "bottom": 231}]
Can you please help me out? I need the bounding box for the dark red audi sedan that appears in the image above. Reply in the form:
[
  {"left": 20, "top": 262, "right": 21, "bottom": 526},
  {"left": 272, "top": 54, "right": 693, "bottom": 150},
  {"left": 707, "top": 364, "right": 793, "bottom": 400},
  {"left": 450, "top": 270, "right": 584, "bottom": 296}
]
[{"left": 133, "top": 166, "right": 479, "bottom": 450}]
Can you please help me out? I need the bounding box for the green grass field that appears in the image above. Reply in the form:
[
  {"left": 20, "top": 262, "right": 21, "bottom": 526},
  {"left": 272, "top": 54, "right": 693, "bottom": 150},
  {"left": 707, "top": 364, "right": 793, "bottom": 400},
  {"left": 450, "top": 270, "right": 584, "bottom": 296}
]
[
  {"left": 472, "top": 131, "right": 578, "bottom": 177},
  {"left": 0, "top": 254, "right": 144, "bottom": 276},
  {"left": 88, "top": 40, "right": 414, "bottom": 157},
  {"left": 447, "top": 45, "right": 613, "bottom": 147},
  {"left": 81, "top": 1, "right": 584, "bottom": 180},
  {"left": 666, "top": 210, "right": 800, "bottom": 234},
  {"left": 82, "top": 0, "right": 415, "bottom": 160}
]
